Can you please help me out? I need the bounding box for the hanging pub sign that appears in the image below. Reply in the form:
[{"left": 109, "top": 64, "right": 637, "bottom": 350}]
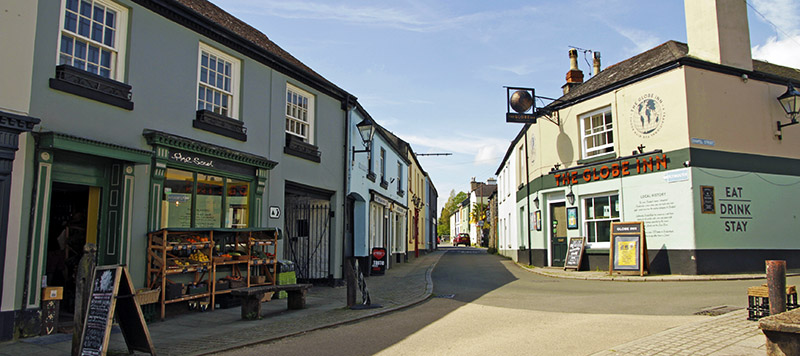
[
  {"left": 505, "top": 87, "right": 538, "bottom": 124},
  {"left": 609, "top": 222, "right": 649, "bottom": 276},
  {"left": 371, "top": 247, "right": 387, "bottom": 275},
  {"left": 79, "top": 265, "right": 155, "bottom": 356}
]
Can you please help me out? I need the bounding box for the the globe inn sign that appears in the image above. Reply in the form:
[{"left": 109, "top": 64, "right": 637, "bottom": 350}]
[{"left": 552, "top": 153, "right": 669, "bottom": 187}]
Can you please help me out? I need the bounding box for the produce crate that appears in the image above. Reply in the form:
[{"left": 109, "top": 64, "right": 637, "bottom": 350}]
[
  {"left": 216, "top": 279, "right": 230, "bottom": 291},
  {"left": 165, "top": 283, "right": 184, "bottom": 300},
  {"left": 250, "top": 275, "right": 266, "bottom": 285},
  {"left": 228, "top": 278, "right": 246, "bottom": 289}
]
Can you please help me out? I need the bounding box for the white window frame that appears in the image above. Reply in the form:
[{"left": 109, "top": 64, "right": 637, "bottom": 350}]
[
  {"left": 580, "top": 107, "right": 615, "bottom": 158},
  {"left": 57, "top": 0, "right": 128, "bottom": 81},
  {"left": 583, "top": 192, "right": 620, "bottom": 248},
  {"left": 197, "top": 42, "right": 240, "bottom": 119},
  {"left": 286, "top": 83, "right": 316, "bottom": 144},
  {"left": 397, "top": 161, "right": 404, "bottom": 193}
]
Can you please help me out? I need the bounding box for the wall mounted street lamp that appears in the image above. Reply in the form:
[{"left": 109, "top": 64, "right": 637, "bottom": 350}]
[
  {"left": 776, "top": 83, "right": 800, "bottom": 140},
  {"left": 352, "top": 119, "right": 376, "bottom": 161},
  {"left": 566, "top": 185, "right": 575, "bottom": 205},
  {"left": 533, "top": 195, "right": 539, "bottom": 209}
]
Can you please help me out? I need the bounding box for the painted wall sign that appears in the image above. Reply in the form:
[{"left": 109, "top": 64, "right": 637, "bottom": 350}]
[
  {"left": 553, "top": 154, "right": 668, "bottom": 187},
  {"left": 720, "top": 186, "right": 752, "bottom": 233},
  {"left": 269, "top": 206, "right": 281, "bottom": 219},
  {"left": 630, "top": 94, "right": 665, "bottom": 138}
]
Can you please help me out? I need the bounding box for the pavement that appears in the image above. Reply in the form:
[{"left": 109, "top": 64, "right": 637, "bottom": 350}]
[{"left": 0, "top": 248, "right": 778, "bottom": 356}]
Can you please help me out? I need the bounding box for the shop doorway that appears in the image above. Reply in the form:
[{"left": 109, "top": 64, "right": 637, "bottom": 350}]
[
  {"left": 550, "top": 203, "right": 567, "bottom": 267},
  {"left": 45, "top": 182, "right": 101, "bottom": 329}
]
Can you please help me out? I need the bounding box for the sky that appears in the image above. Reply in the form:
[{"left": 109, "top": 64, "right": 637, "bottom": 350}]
[{"left": 208, "top": 0, "right": 800, "bottom": 213}]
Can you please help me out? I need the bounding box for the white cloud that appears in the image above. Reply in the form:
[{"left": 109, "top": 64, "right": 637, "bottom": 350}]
[
  {"left": 752, "top": 36, "right": 800, "bottom": 68},
  {"left": 749, "top": 0, "right": 800, "bottom": 68},
  {"left": 609, "top": 25, "right": 662, "bottom": 54},
  {"left": 400, "top": 132, "right": 509, "bottom": 167},
  {"left": 489, "top": 64, "right": 537, "bottom": 76},
  {"left": 216, "top": 1, "right": 537, "bottom": 33}
]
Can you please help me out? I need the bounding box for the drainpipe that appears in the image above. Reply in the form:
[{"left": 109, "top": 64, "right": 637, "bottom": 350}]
[{"left": 523, "top": 126, "right": 532, "bottom": 265}]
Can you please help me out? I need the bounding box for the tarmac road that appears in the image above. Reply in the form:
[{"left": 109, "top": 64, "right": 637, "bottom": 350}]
[{"left": 217, "top": 246, "right": 797, "bottom": 355}]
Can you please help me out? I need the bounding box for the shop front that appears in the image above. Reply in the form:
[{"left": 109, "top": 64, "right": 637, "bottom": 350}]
[{"left": 25, "top": 132, "right": 151, "bottom": 332}]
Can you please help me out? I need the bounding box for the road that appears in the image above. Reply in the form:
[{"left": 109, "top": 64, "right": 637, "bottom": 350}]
[{"left": 217, "top": 246, "right": 795, "bottom": 355}]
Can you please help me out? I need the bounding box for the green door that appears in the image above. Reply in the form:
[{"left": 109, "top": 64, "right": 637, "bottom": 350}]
[{"left": 550, "top": 203, "right": 567, "bottom": 267}]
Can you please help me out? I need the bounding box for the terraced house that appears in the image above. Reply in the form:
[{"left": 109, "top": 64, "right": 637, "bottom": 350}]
[{"left": 0, "top": 0, "right": 362, "bottom": 339}]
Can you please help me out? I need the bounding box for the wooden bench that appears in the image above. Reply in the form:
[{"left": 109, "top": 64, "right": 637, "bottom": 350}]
[{"left": 230, "top": 283, "right": 312, "bottom": 320}]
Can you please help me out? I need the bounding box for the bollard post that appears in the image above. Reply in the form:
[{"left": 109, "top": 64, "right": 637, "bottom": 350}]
[
  {"left": 766, "top": 260, "right": 787, "bottom": 317},
  {"left": 344, "top": 257, "right": 356, "bottom": 308}
]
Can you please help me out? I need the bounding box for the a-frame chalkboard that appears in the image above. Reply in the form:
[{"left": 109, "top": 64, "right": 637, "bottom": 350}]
[
  {"left": 563, "top": 237, "right": 585, "bottom": 271},
  {"left": 79, "top": 265, "right": 156, "bottom": 356}
]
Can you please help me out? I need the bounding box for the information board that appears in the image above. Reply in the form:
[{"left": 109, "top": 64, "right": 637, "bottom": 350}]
[
  {"left": 609, "top": 222, "right": 649, "bottom": 276},
  {"left": 79, "top": 266, "right": 155, "bottom": 356},
  {"left": 371, "top": 248, "right": 387, "bottom": 275},
  {"left": 563, "top": 237, "right": 585, "bottom": 271}
]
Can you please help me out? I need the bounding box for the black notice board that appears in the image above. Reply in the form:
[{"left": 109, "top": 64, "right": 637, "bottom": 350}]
[
  {"left": 564, "top": 237, "right": 585, "bottom": 271},
  {"left": 609, "top": 222, "right": 649, "bottom": 276},
  {"left": 79, "top": 265, "right": 156, "bottom": 356},
  {"left": 701, "top": 186, "right": 715, "bottom": 214}
]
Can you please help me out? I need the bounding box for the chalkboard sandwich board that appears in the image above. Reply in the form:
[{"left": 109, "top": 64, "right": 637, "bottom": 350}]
[
  {"left": 564, "top": 237, "right": 586, "bottom": 271},
  {"left": 79, "top": 265, "right": 156, "bottom": 356},
  {"left": 608, "top": 222, "right": 649, "bottom": 276}
]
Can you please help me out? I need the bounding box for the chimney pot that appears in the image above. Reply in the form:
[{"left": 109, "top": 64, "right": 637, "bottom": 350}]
[
  {"left": 593, "top": 51, "right": 602, "bottom": 76},
  {"left": 563, "top": 48, "right": 584, "bottom": 94}
]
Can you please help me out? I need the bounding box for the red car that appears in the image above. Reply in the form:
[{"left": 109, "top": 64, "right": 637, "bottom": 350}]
[{"left": 453, "top": 233, "right": 470, "bottom": 247}]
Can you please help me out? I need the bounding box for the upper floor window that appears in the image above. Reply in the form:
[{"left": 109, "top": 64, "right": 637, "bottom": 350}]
[
  {"left": 580, "top": 107, "right": 614, "bottom": 158},
  {"left": 380, "top": 148, "right": 386, "bottom": 181},
  {"left": 197, "top": 43, "right": 239, "bottom": 119},
  {"left": 397, "top": 161, "right": 404, "bottom": 193},
  {"left": 59, "top": 0, "right": 127, "bottom": 80},
  {"left": 286, "top": 84, "right": 315, "bottom": 143}
]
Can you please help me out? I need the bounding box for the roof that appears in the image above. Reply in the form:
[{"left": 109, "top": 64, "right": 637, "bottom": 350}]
[
  {"left": 473, "top": 183, "right": 497, "bottom": 198},
  {"left": 138, "top": 0, "right": 352, "bottom": 101},
  {"left": 545, "top": 40, "right": 800, "bottom": 111}
]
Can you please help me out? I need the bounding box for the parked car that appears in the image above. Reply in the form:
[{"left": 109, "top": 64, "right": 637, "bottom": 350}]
[{"left": 453, "top": 233, "right": 470, "bottom": 247}]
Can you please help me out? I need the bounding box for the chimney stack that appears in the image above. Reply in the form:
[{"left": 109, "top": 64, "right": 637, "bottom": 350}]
[
  {"left": 592, "top": 51, "right": 602, "bottom": 76},
  {"left": 684, "top": 0, "right": 752, "bottom": 71},
  {"left": 563, "top": 48, "right": 584, "bottom": 94}
]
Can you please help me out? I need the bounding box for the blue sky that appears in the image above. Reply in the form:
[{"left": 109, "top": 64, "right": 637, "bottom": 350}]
[{"left": 210, "top": 0, "right": 800, "bottom": 213}]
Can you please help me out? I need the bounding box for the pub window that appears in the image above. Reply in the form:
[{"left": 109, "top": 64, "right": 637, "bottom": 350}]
[
  {"left": 584, "top": 193, "right": 620, "bottom": 244},
  {"left": 161, "top": 168, "right": 251, "bottom": 229},
  {"left": 580, "top": 107, "right": 614, "bottom": 158}
]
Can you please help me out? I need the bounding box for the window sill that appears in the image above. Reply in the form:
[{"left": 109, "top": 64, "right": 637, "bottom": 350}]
[
  {"left": 49, "top": 65, "right": 133, "bottom": 110},
  {"left": 284, "top": 133, "right": 321, "bottom": 162},
  {"left": 380, "top": 180, "right": 389, "bottom": 189},
  {"left": 577, "top": 152, "right": 617, "bottom": 165},
  {"left": 366, "top": 172, "right": 376, "bottom": 182},
  {"left": 397, "top": 190, "right": 405, "bottom": 197},
  {"left": 193, "top": 110, "right": 247, "bottom": 141}
]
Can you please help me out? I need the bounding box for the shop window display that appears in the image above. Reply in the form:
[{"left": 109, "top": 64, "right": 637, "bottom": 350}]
[
  {"left": 161, "top": 168, "right": 250, "bottom": 229},
  {"left": 584, "top": 194, "right": 620, "bottom": 244}
]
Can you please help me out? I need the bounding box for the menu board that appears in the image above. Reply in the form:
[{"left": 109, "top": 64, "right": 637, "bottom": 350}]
[
  {"left": 79, "top": 266, "right": 155, "bottom": 356},
  {"left": 563, "top": 237, "right": 585, "bottom": 270},
  {"left": 609, "top": 222, "right": 649, "bottom": 276},
  {"left": 701, "top": 186, "right": 715, "bottom": 214}
]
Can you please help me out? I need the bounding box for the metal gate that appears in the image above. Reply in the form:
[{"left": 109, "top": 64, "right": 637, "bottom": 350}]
[{"left": 284, "top": 196, "right": 331, "bottom": 283}]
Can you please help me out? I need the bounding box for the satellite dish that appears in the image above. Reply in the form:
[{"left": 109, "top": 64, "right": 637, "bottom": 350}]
[{"left": 510, "top": 90, "right": 533, "bottom": 113}]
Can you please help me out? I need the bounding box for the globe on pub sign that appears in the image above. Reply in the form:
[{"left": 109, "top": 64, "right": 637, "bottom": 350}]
[{"left": 510, "top": 90, "right": 533, "bottom": 113}]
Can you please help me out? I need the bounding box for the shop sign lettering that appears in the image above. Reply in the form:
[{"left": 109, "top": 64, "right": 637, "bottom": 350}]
[
  {"left": 170, "top": 152, "right": 214, "bottom": 168},
  {"left": 553, "top": 154, "right": 668, "bottom": 187},
  {"left": 721, "top": 186, "right": 751, "bottom": 233}
]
